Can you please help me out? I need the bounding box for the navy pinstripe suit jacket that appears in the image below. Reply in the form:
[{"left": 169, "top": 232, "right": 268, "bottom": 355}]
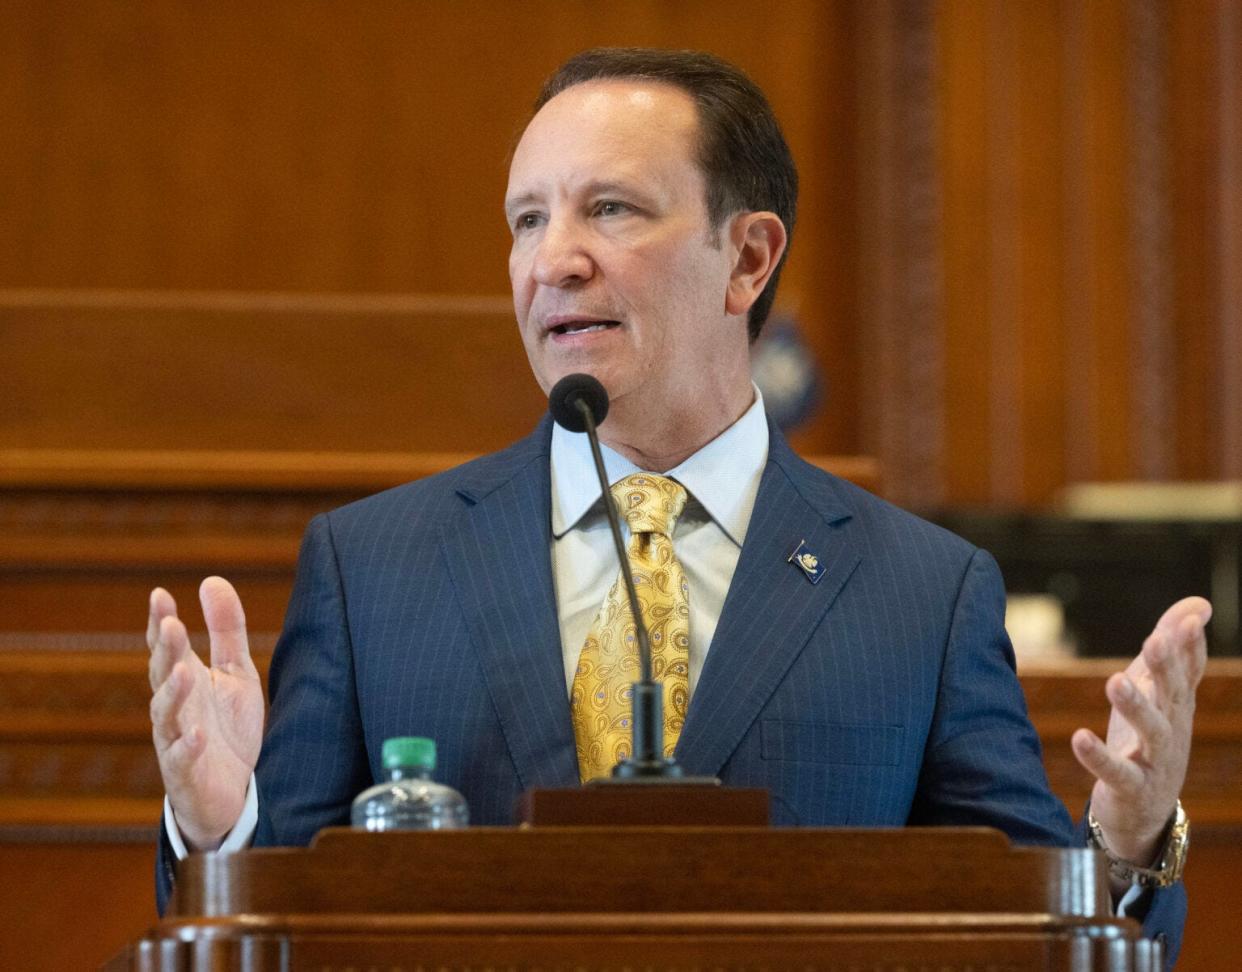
[{"left": 157, "top": 415, "right": 1184, "bottom": 962}]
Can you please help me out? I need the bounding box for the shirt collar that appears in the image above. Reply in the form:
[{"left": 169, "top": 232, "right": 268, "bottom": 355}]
[{"left": 550, "top": 386, "right": 769, "bottom": 548}]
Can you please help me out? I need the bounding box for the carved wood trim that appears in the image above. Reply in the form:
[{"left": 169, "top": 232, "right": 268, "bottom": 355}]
[
  {"left": 0, "top": 448, "right": 881, "bottom": 495},
  {"left": 984, "top": 0, "right": 1025, "bottom": 506},
  {"left": 857, "top": 0, "right": 945, "bottom": 510},
  {"left": 1218, "top": 0, "right": 1242, "bottom": 479},
  {"left": 1023, "top": 659, "right": 1242, "bottom": 825},
  {"left": 0, "top": 448, "right": 480, "bottom": 491},
  {"left": 0, "top": 647, "right": 1237, "bottom": 827},
  {"left": 1127, "top": 0, "right": 1176, "bottom": 481},
  {"left": 0, "top": 288, "right": 515, "bottom": 315},
  {"left": 1060, "top": 2, "right": 1097, "bottom": 485}
]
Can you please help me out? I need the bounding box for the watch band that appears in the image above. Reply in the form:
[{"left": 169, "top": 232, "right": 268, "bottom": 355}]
[{"left": 1087, "top": 800, "right": 1189, "bottom": 888}]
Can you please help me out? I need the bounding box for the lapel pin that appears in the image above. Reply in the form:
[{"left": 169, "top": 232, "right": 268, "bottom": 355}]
[{"left": 787, "top": 539, "right": 826, "bottom": 585}]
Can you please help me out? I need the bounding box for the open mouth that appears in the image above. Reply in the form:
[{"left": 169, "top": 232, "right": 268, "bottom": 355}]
[{"left": 549, "top": 320, "right": 620, "bottom": 336}]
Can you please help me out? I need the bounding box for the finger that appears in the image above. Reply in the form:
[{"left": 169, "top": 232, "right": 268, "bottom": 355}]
[
  {"left": 1142, "top": 617, "right": 1207, "bottom": 712},
  {"left": 200, "top": 576, "right": 253, "bottom": 672},
  {"left": 159, "top": 724, "right": 207, "bottom": 786},
  {"left": 149, "top": 613, "right": 194, "bottom": 693},
  {"left": 1152, "top": 595, "right": 1212, "bottom": 640},
  {"left": 146, "top": 587, "right": 179, "bottom": 653},
  {"left": 1152, "top": 595, "right": 1211, "bottom": 677},
  {"left": 1173, "top": 610, "right": 1210, "bottom": 690},
  {"left": 149, "top": 660, "right": 196, "bottom": 752},
  {"left": 1105, "top": 672, "right": 1169, "bottom": 757},
  {"left": 1071, "top": 728, "right": 1145, "bottom": 794},
  {"left": 1142, "top": 629, "right": 1186, "bottom": 711}
]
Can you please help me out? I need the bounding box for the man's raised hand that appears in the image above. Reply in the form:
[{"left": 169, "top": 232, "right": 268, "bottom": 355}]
[
  {"left": 1071, "top": 596, "right": 1211, "bottom": 875},
  {"left": 147, "top": 577, "right": 264, "bottom": 851}
]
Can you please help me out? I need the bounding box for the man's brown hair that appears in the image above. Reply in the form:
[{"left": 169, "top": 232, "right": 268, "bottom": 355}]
[{"left": 535, "top": 48, "right": 798, "bottom": 342}]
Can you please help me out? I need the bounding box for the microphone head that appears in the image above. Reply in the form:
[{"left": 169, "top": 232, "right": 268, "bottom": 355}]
[{"left": 548, "top": 373, "right": 609, "bottom": 432}]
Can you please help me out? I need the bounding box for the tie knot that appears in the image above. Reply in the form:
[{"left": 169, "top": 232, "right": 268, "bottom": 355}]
[{"left": 610, "top": 473, "right": 687, "bottom": 537}]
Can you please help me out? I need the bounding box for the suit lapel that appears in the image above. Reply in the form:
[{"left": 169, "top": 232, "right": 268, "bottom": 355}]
[
  {"left": 441, "top": 418, "right": 580, "bottom": 790},
  {"left": 677, "top": 426, "right": 862, "bottom": 777}
]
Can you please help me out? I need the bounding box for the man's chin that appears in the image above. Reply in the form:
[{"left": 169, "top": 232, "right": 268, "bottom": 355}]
[{"left": 537, "top": 363, "right": 620, "bottom": 401}]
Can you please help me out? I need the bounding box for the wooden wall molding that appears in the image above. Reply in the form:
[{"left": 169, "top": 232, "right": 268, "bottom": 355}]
[
  {"left": 1060, "top": 0, "right": 1097, "bottom": 487},
  {"left": 1216, "top": 0, "right": 1242, "bottom": 478},
  {"left": 1127, "top": 0, "right": 1176, "bottom": 481},
  {"left": 0, "top": 447, "right": 480, "bottom": 491},
  {"left": 0, "top": 821, "right": 157, "bottom": 842},
  {"left": 982, "top": 0, "right": 1024, "bottom": 507},
  {"left": 0, "top": 288, "right": 514, "bottom": 315},
  {"left": 0, "top": 632, "right": 279, "bottom": 654},
  {"left": 0, "top": 447, "right": 880, "bottom": 495},
  {"left": 2, "top": 647, "right": 1238, "bottom": 829},
  {"left": 1022, "top": 659, "right": 1242, "bottom": 825},
  {"left": 0, "top": 294, "right": 547, "bottom": 455},
  {"left": 0, "top": 449, "right": 877, "bottom": 636},
  {"left": 856, "top": 0, "right": 946, "bottom": 510},
  {"left": 0, "top": 649, "right": 272, "bottom": 814}
]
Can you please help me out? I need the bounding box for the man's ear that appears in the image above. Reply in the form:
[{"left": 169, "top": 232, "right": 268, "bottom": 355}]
[{"left": 724, "top": 212, "right": 788, "bottom": 318}]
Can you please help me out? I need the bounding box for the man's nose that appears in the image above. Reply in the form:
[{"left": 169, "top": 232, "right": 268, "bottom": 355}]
[{"left": 532, "top": 217, "right": 594, "bottom": 287}]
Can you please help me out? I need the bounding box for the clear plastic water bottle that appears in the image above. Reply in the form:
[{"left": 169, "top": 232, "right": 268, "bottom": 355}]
[{"left": 350, "top": 736, "right": 469, "bottom": 831}]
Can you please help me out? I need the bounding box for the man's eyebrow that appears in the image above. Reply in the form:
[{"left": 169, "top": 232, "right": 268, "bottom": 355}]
[
  {"left": 504, "top": 180, "right": 661, "bottom": 217},
  {"left": 503, "top": 192, "right": 542, "bottom": 217},
  {"left": 583, "top": 179, "right": 657, "bottom": 204},
  {"left": 583, "top": 180, "right": 632, "bottom": 195}
]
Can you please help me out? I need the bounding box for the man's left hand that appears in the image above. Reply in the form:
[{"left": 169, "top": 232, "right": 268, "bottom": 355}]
[{"left": 1071, "top": 596, "right": 1211, "bottom": 874}]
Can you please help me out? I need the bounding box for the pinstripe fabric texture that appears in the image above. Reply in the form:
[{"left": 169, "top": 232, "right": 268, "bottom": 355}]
[
  {"left": 242, "top": 414, "right": 1079, "bottom": 836},
  {"left": 154, "top": 414, "right": 1186, "bottom": 961}
]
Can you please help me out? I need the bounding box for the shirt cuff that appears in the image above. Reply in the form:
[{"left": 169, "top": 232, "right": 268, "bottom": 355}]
[
  {"left": 1116, "top": 881, "right": 1145, "bottom": 917},
  {"left": 163, "top": 773, "right": 259, "bottom": 860}
]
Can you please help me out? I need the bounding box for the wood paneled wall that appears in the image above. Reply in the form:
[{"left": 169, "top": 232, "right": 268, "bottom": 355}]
[
  {"left": 0, "top": 0, "right": 858, "bottom": 460},
  {"left": 0, "top": 293, "right": 537, "bottom": 453},
  {"left": 4, "top": 1, "right": 1238, "bottom": 504},
  {"left": 5, "top": 1, "right": 1237, "bottom": 504},
  {"left": 871, "top": 0, "right": 1242, "bottom": 507}
]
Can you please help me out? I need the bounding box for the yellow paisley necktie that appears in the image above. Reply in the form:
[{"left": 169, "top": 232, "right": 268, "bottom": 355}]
[{"left": 571, "top": 473, "right": 691, "bottom": 783}]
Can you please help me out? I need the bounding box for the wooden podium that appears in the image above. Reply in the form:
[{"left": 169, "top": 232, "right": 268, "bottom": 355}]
[{"left": 111, "top": 825, "right": 1160, "bottom": 971}]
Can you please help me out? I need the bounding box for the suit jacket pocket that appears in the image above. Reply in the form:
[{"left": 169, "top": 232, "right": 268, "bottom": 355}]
[{"left": 760, "top": 719, "right": 905, "bottom": 766}]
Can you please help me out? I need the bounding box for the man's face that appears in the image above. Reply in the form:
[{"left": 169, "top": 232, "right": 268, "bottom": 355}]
[{"left": 505, "top": 80, "right": 747, "bottom": 419}]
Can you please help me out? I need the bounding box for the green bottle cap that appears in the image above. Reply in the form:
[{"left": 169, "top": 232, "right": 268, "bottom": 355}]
[{"left": 381, "top": 736, "right": 436, "bottom": 771}]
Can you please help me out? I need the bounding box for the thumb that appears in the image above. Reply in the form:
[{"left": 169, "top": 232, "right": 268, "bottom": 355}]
[{"left": 200, "top": 576, "right": 251, "bottom": 670}]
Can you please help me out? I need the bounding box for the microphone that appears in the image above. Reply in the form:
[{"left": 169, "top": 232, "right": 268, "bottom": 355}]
[
  {"left": 548, "top": 372, "right": 609, "bottom": 433},
  {"left": 548, "top": 373, "right": 682, "bottom": 780}
]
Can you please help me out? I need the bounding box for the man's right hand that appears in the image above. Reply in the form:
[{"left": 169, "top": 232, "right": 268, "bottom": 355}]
[{"left": 147, "top": 577, "right": 264, "bottom": 851}]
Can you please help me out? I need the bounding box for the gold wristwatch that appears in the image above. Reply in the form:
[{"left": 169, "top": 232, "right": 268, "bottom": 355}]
[{"left": 1087, "top": 800, "right": 1189, "bottom": 888}]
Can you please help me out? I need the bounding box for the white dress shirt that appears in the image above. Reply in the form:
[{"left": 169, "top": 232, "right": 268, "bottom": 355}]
[{"left": 550, "top": 386, "right": 769, "bottom": 695}]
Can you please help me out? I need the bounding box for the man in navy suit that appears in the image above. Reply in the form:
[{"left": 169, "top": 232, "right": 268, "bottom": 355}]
[{"left": 147, "top": 49, "right": 1209, "bottom": 961}]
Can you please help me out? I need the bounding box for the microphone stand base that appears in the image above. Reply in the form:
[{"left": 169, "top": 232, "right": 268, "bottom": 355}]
[
  {"left": 594, "top": 772, "right": 722, "bottom": 786},
  {"left": 606, "top": 758, "right": 694, "bottom": 782},
  {"left": 517, "top": 783, "right": 769, "bottom": 827}
]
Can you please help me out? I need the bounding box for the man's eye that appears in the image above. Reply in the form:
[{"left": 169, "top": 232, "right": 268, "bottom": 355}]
[
  {"left": 595, "top": 200, "right": 629, "bottom": 217},
  {"left": 514, "top": 213, "right": 543, "bottom": 232}
]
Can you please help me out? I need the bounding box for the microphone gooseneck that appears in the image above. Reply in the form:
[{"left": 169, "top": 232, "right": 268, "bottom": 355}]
[{"left": 547, "top": 373, "right": 681, "bottom": 780}]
